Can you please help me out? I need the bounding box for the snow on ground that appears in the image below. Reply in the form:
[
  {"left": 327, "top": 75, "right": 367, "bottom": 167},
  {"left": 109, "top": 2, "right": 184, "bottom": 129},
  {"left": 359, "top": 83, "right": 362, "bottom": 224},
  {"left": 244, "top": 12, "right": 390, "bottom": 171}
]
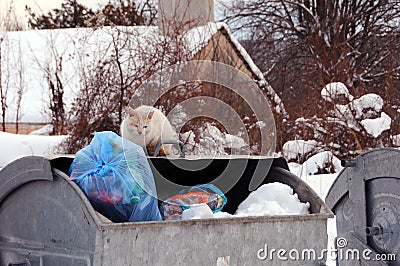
[
  {"left": 291, "top": 153, "right": 339, "bottom": 266},
  {"left": 286, "top": 150, "right": 340, "bottom": 266},
  {"left": 288, "top": 150, "right": 343, "bottom": 176},
  {"left": 29, "top": 124, "right": 54, "bottom": 136},
  {"left": 0, "top": 132, "right": 66, "bottom": 168},
  {"left": 282, "top": 139, "right": 318, "bottom": 160},
  {"left": 301, "top": 172, "right": 338, "bottom": 266}
]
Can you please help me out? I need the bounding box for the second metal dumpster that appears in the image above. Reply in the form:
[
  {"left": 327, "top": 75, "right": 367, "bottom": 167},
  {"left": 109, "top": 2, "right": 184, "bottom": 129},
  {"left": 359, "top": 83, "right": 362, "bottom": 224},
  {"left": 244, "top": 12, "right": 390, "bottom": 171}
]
[{"left": 326, "top": 148, "right": 400, "bottom": 265}]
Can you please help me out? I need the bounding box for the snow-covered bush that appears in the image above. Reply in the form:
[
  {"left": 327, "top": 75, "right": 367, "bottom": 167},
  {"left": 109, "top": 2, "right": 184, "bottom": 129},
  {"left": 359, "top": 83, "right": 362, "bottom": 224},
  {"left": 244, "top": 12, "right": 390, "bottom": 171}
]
[
  {"left": 321, "top": 82, "right": 354, "bottom": 103},
  {"left": 281, "top": 82, "right": 396, "bottom": 169},
  {"left": 288, "top": 151, "right": 342, "bottom": 176},
  {"left": 282, "top": 139, "right": 319, "bottom": 162}
]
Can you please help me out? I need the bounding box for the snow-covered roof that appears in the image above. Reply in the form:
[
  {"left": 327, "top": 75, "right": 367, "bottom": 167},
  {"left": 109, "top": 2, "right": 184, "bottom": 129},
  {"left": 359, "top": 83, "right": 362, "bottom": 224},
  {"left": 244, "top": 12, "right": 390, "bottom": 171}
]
[
  {"left": 188, "top": 22, "right": 266, "bottom": 81},
  {"left": 1, "top": 23, "right": 278, "bottom": 124}
]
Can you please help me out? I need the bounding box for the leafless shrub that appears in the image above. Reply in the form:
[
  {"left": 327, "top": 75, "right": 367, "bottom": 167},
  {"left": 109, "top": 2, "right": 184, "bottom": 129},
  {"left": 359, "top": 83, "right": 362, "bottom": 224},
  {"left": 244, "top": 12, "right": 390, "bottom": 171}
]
[{"left": 224, "top": 0, "right": 400, "bottom": 156}]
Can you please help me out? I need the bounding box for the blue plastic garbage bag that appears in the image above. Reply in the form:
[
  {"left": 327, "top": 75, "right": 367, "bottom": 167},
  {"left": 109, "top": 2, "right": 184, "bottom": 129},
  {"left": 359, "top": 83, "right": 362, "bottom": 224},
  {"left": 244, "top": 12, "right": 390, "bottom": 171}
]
[{"left": 68, "top": 131, "right": 162, "bottom": 222}]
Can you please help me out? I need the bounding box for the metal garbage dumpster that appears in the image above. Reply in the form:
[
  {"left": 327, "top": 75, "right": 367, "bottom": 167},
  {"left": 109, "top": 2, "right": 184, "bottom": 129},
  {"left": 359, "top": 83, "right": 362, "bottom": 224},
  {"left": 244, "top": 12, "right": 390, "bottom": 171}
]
[
  {"left": 1, "top": 155, "right": 333, "bottom": 266},
  {"left": 326, "top": 148, "right": 400, "bottom": 265}
]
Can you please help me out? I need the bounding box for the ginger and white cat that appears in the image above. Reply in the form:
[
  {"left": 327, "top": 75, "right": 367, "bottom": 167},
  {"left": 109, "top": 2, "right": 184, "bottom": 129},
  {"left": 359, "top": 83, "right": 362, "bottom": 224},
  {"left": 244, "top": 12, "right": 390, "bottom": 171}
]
[{"left": 120, "top": 105, "right": 176, "bottom": 155}]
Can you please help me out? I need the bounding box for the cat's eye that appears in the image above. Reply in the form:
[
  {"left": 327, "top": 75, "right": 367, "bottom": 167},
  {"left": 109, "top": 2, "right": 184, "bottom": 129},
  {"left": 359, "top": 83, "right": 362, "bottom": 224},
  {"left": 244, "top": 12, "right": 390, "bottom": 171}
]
[
  {"left": 143, "top": 126, "right": 148, "bottom": 129},
  {"left": 134, "top": 124, "right": 138, "bottom": 128}
]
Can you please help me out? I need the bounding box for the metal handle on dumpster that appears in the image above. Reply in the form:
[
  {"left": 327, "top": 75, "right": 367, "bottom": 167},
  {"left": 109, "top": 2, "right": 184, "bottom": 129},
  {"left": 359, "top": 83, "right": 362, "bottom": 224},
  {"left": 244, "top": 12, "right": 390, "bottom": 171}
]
[
  {"left": 153, "top": 140, "right": 185, "bottom": 158},
  {"left": 341, "top": 159, "right": 356, "bottom": 167}
]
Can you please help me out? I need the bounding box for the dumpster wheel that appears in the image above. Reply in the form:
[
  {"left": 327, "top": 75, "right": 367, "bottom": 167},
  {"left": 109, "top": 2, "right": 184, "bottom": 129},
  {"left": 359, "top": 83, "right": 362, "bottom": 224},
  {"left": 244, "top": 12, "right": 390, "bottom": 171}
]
[
  {"left": 326, "top": 148, "right": 400, "bottom": 266},
  {"left": 366, "top": 177, "right": 400, "bottom": 257}
]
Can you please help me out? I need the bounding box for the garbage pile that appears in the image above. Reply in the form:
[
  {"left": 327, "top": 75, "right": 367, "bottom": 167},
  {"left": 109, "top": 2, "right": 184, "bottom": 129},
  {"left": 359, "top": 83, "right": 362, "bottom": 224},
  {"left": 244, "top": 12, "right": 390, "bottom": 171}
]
[
  {"left": 69, "top": 131, "right": 310, "bottom": 223},
  {"left": 160, "top": 184, "right": 227, "bottom": 220}
]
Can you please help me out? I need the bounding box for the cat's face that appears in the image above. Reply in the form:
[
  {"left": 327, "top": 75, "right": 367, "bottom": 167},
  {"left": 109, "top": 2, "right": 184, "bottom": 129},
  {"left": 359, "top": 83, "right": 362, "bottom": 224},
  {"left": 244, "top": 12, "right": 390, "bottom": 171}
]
[{"left": 127, "top": 109, "right": 154, "bottom": 136}]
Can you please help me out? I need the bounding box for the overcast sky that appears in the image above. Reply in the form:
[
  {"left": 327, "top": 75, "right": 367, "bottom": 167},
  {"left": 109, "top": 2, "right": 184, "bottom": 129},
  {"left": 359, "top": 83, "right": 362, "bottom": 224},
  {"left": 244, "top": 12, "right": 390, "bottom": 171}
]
[
  {"left": 1, "top": 0, "right": 228, "bottom": 30},
  {"left": 1, "top": 0, "right": 109, "bottom": 14},
  {"left": 0, "top": 0, "right": 110, "bottom": 29}
]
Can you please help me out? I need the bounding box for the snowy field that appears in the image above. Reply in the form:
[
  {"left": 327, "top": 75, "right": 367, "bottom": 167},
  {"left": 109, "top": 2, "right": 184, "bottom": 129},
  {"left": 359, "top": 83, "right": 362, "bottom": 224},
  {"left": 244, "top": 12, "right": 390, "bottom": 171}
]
[
  {"left": 0, "top": 130, "right": 339, "bottom": 264},
  {"left": 0, "top": 131, "right": 65, "bottom": 168}
]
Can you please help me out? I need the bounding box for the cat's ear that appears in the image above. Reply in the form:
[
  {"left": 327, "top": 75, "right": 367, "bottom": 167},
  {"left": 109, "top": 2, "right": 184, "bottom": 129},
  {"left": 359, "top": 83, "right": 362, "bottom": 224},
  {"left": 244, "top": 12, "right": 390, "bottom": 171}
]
[
  {"left": 147, "top": 111, "right": 154, "bottom": 120},
  {"left": 128, "top": 107, "right": 136, "bottom": 117}
]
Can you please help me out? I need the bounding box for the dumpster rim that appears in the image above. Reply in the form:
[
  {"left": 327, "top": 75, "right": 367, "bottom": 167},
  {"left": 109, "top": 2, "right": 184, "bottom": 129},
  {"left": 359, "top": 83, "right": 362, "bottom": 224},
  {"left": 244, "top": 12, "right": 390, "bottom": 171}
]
[
  {"left": 98, "top": 211, "right": 334, "bottom": 230},
  {"left": 49, "top": 155, "right": 333, "bottom": 226}
]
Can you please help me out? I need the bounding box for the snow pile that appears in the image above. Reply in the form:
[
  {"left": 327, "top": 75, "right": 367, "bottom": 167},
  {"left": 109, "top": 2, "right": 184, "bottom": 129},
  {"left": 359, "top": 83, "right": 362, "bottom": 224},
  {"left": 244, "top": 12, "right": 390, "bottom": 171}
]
[
  {"left": 321, "top": 82, "right": 354, "bottom": 102},
  {"left": 235, "top": 183, "right": 310, "bottom": 216},
  {"left": 29, "top": 124, "right": 54, "bottom": 136},
  {"left": 182, "top": 203, "right": 215, "bottom": 220},
  {"left": 182, "top": 182, "right": 310, "bottom": 220},
  {"left": 224, "top": 134, "right": 248, "bottom": 150},
  {"left": 360, "top": 112, "right": 392, "bottom": 138},
  {"left": 282, "top": 139, "right": 318, "bottom": 161},
  {"left": 182, "top": 122, "right": 248, "bottom": 156},
  {"left": 0, "top": 132, "right": 66, "bottom": 168},
  {"left": 353, "top": 93, "right": 384, "bottom": 119},
  {"left": 353, "top": 94, "right": 391, "bottom": 137},
  {"left": 302, "top": 173, "right": 338, "bottom": 199},
  {"left": 289, "top": 151, "right": 343, "bottom": 176},
  {"left": 198, "top": 123, "right": 227, "bottom": 155}
]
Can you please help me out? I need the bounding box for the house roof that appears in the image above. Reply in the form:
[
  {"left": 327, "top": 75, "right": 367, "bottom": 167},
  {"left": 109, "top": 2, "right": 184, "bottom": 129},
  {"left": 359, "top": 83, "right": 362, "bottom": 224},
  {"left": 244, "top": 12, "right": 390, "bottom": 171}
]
[{"left": 1, "top": 23, "right": 285, "bottom": 124}]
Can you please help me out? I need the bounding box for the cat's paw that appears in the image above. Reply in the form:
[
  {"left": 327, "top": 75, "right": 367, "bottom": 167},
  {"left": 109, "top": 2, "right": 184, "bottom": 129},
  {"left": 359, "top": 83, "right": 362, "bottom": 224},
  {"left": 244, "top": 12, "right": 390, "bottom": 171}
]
[
  {"left": 158, "top": 146, "right": 171, "bottom": 156},
  {"left": 146, "top": 143, "right": 156, "bottom": 155}
]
